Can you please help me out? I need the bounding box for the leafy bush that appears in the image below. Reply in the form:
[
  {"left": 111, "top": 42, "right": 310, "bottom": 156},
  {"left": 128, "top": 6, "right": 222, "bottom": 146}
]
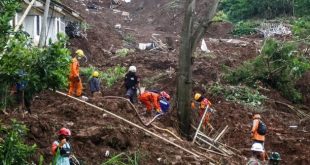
[
  {"left": 0, "top": 120, "right": 36, "bottom": 164},
  {"left": 0, "top": 33, "right": 71, "bottom": 109},
  {"left": 220, "top": 0, "right": 294, "bottom": 21},
  {"left": 123, "top": 34, "right": 136, "bottom": 44},
  {"left": 212, "top": 11, "right": 229, "bottom": 22},
  {"left": 80, "top": 65, "right": 126, "bottom": 87},
  {"left": 232, "top": 20, "right": 260, "bottom": 36},
  {"left": 101, "top": 65, "right": 126, "bottom": 87},
  {"left": 226, "top": 39, "right": 310, "bottom": 102},
  {"left": 0, "top": 0, "right": 20, "bottom": 53},
  {"left": 208, "top": 83, "right": 266, "bottom": 107},
  {"left": 292, "top": 17, "right": 310, "bottom": 39}
]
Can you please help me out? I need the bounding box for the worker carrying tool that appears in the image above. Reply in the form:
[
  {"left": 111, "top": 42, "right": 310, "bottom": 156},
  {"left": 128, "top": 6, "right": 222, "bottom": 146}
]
[
  {"left": 139, "top": 91, "right": 171, "bottom": 116},
  {"left": 121, "top": 65, "right": 140, "bottom": 103},
  {"left": 191, "top": 93, "right": 215, "bottom": 130},
  {"left": 68, "top": 49, "right": 85, "bottom": 97}
]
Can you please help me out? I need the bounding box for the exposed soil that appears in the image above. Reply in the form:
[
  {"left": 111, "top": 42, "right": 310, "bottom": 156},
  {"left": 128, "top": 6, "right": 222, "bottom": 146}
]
[{"left": 1, "top": 0, "right": 309, "bottom": 164}]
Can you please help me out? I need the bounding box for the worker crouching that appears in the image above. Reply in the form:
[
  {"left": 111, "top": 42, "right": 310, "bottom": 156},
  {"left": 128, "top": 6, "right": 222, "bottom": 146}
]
[
  {"left": 192, "top": 93, "right": 214, "bottom": 131},
  {"left": 139, "top": 91, "right": 170, "bottom": 116}
]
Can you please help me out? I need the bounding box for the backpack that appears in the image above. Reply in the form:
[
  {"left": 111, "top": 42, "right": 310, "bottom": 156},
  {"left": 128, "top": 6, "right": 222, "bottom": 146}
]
[{"left": 257, "top": 120, "right": 267, "bottom": 135}]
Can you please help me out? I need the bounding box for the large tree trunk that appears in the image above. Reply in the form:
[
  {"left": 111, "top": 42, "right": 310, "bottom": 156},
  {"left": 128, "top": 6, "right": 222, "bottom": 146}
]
[
  {"left": 177, "top": 0, "right": 196, "bottom": 137},
  {"left": 177, "top": 0, "right": 220, "bottom": 137}
]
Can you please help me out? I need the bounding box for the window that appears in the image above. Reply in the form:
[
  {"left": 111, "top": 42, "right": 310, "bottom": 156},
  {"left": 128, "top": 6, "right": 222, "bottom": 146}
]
[{"left": 36, "top": 15, "right": 40, "bottom": 35}]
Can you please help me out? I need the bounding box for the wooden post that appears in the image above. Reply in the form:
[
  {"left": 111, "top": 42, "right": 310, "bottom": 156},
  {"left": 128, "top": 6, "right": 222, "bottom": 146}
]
[{"left": 39, "top": 0, "right": 50, "bottom": 47}]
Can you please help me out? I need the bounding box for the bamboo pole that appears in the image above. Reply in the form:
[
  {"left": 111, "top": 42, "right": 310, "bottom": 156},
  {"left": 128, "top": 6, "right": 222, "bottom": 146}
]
[
  {"left": 54, "top": 91, "right": 200, "bottom": 158},
  {"left": 192, "top": 105, "right": 209, "bottom": 143},
  {"left": 0, "top": 0, "right": 37, "bottom": 60},
  {"left": 14, "top": 0, "right": 37, "bottom": 32}
]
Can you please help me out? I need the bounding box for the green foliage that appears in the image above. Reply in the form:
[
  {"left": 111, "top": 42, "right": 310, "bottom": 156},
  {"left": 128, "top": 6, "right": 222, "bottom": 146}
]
[
  {"left": 0, "top": 119, "right": 36, "bottom": 165},
  {"left": 0, "top": 33, "right": 71, "bottom": 108},
  {"left": 292, "top": 17, "right": 310, "bottom": 39},
  {"left": 226, "top": 39, "right": 310, "bottom": 102},
  {"left": 232, "top": 20, "right": 260, "bottom": 36},
  {"left": 115, "top": 48, "right": 135, "bottom": 57},
  {"left": 208, "top": 83, "right": 266, "bottom": 107},
  {"left": 212, "top": 11, "right": 229, "bottom": 22},
  {"left": 123, "top": 34, "right": 136, "bottom": 44},
  {"left": 220, "top": 0, "right": 294, "bottom": 21},
  {"left": 0, "top": 0, "right": 20, "bottom": 53},
  {"left": 101, "top": 65, "right": 126, "bottom": 87},
  {"left": 101, "top": 151, "right": 141, "bottom": 165},
  {"left": 295, "top": 0, "right": 310, "bottom": 16},
  {"left": 80, "top": 65, "right": 126, "bottom": 87}
]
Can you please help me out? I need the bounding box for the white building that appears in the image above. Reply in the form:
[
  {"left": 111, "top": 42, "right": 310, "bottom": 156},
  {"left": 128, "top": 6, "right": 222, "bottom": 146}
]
[{"left": 10, "top": 0, "right": 83, "bottom": 45}]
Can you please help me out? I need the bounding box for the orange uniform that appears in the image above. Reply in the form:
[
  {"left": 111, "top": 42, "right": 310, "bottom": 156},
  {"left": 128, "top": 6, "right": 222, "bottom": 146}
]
[
  {"left": 192, "top": 98, "right": 212, "bottom": 128},
  {"left": 251, "top": 115, "right": 265, "bottom": 142},
  {"left": 138, "top": 91, "right": 161, "bottom": 112},
  {"left": 68, "top": 57, "right": 83, "bottom": 96}
]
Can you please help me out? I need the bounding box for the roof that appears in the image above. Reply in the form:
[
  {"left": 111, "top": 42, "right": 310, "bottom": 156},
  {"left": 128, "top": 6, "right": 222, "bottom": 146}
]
[{"left": 23, "top": 0, "right": 84, "bottom": 21}]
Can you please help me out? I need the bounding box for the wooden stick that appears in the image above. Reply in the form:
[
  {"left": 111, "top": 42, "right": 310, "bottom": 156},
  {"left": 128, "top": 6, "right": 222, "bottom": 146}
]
[
  {"left": 198, "top": 146, "right": 230, "bottom": 157},
  {"left": 55, "top": 91, "right": 200, "bottom": 158},
  {"left": 192, "top": 105, "right": 210, "bottom": 143}
]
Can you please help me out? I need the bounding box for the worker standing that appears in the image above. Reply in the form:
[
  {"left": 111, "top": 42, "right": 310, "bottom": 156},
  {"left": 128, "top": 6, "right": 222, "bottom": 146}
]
[
  {"left": 68, "top": 49, "right": 84, "bottom": 97},
  {"left": 121, "top": 65, "right": 139, "bottom": 103},
  {"left": 250, "top": 114, "right": 267, "bottom": 162},
  {"left": 192, "top": 93, "right": 214, "bottom": 130},
  {"left": 51, "top": 128, "right": 72, "bottom": 165},
  {"left": 89, "top": 71, "right": 100, "bottom": 96},
  {"left": 139, "top": 91, "right": 170, "bottom": 116}
]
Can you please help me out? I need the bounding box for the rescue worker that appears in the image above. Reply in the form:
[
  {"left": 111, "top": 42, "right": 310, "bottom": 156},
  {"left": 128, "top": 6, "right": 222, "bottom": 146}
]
[
  {"left": 139, "top": 91, "right": 170, "bottom": 116},
  {"left": 192, "top": 93, "right": 214, "bottom": 130},
  {"left": 121, "top": 66, "right": 139, "bottom": 103},
  {"left": 68, "top": 49, "right": 84, "bottom": 97},
  {"left": 269, "top": 152, "right": 281, "bottom": 165},
  {"left": 89, "top": 71, "right": 100, "bottom": 95},
  {"left": 13, "top": 70, "right": 32, "bottom": 114},
  {"left": 250, "top": 114, "right": 266, "bottom": 162},
  {"left": 246, "top": 142, "right": 264, "bottom": 165},
  {"left": 51, "top": 128, "right": 72, "bottom": 165}
]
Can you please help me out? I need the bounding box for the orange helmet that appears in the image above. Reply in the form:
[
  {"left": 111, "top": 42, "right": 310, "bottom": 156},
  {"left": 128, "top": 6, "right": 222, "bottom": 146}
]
[
  {"left": 160, "top": 91, "right": 170, "bottom": 100},
  {"left": 58, "top": 128, "right": 71, "bottom": 136}
]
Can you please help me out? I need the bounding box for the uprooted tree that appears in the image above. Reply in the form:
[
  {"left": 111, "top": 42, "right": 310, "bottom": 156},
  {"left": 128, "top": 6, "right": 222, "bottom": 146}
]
[{"left": 177, "top": 0, "right": 220, "bottom": 137}]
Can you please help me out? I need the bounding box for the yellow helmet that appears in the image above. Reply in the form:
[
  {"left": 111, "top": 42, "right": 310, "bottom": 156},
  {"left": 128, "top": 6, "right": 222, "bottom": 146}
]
[
  {"left": 92, "top": 71, "right": 99, "bottom": 77},
  {"left": 75, "top": 49, "right": 84, "bottom": 57},
  {"left": 194, "top": 93, "right": 201, "bottom": 101}
]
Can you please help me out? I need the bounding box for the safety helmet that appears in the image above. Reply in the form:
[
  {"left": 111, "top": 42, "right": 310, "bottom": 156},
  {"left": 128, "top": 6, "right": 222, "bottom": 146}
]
[
  {"left": 58, "top": 128, "right": 71, "bottom": 136},
  {"left": 269, "top": 152, "right": 281, "bottom": 161},
  {"left": 75, "top": 49, "right": 85, "bottom": 57},
  {"left": 253, "top": 114, "right": 261, "bottom": 119},
  {"left": 251, "top": 142, "right": 264, "bottom": 152},
  {"left": 128, "top": 66, "right": 137, "bottom": 73},
  {"left": 194, "top": 93, "right": 202, "bottom": 101},
  {"left": 92, "top": 71, "right": 99, "bottom": 77},
  {"left": 160, "top": 91, "right": 171, "bottom": 100}
]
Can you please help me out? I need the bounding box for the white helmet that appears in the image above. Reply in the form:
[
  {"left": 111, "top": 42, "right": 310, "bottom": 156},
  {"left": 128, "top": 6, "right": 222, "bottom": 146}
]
[
  {"left": 251, "top": 142, "right": 264, "bottom": 152},
  {"left": 128, "top": 66, "right": 137, "bottom": 72}
]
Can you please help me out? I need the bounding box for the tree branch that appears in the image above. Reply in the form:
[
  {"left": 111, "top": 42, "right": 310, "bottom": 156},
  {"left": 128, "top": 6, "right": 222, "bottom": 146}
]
[{"left": 190, "top": 0, "right": 220, "bottom": 52}]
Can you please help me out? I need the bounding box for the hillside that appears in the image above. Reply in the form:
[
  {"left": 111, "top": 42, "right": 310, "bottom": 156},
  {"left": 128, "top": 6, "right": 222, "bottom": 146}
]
[{"left": 1, "top": 0, "right": 309, "bottom": 164}]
